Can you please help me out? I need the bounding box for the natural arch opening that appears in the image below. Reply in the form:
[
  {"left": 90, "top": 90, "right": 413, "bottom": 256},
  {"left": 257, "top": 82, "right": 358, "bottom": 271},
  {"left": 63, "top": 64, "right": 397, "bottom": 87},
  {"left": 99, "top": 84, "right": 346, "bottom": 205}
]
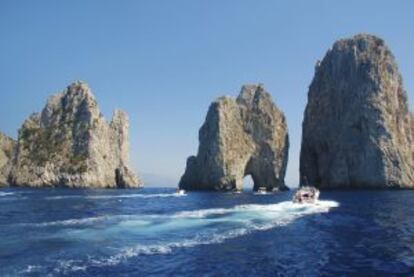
[
  {"left": 243, "top": 158, "right": 262, "bottom": 191},
  {"left": 243, "top": 175, "right": 254, "bottom": 191}
]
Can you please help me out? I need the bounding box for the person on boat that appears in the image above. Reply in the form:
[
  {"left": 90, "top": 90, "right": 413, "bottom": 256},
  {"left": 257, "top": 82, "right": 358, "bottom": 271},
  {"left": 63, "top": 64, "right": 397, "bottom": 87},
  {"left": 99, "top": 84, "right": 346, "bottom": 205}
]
[{"left": 293, "top": 176, "right": 320, "bottom": 203}]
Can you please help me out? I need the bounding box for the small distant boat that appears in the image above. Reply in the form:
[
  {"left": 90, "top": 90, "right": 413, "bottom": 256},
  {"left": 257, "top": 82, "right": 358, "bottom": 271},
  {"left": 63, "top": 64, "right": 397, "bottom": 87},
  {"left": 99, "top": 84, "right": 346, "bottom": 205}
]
[
  {"left": 232, "top": 189, "right": 242, "bottom": 194},
  {"left": 292, "top": 186, "right": 320, "bottom": 204},
  {"left": 176, "top": 189, "right": 186, "bottom": 195},
  {"left": 254, "top": 187, "right": 268, "bottom": 195},
  {"left": 271, "top": 187, "right": 279, "bottom": 193}
]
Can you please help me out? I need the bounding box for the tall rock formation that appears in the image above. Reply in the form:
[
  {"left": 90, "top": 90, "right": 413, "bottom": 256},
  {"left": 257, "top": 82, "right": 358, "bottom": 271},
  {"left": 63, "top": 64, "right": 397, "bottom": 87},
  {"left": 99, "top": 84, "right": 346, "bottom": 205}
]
[
  {"left": 300, "top": 34, "right": 414, "bottom": 189},
  {"left": 0, "top": 133, "right": 15, "bottom": 186},
  {"left": 8, "top": 81, "right": 141, "bottom": 188},
  {"left": 179, "top": 84, "right": 289, "bottom": 191}
]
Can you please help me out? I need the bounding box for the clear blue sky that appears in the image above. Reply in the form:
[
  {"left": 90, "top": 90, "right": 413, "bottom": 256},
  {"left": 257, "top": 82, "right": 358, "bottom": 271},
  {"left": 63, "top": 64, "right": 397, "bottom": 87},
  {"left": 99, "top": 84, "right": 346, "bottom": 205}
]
[{"left": 1, "top": 1, "right": 413, "bottom": 187}]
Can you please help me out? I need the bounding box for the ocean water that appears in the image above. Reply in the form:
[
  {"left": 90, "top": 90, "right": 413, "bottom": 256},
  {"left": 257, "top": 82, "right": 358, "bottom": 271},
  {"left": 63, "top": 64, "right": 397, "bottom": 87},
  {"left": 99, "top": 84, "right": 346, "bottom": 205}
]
[{"left": 0, "top": 188, "right": 413, "bottom": 276}]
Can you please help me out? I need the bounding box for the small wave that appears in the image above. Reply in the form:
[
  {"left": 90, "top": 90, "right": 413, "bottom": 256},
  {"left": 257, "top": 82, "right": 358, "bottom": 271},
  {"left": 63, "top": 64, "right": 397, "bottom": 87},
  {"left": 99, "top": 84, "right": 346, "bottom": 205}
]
[
  {"left": 20, "top": 265, "right": 44, "bottom": 274},
  {"left": 20, "top": 214, "right": 140, "bottom": 227},
  {"left": 35, "top": 216, "right": 110, "bottom": 227},
  {"left": 172, "top": 208, "right": 230, "bottom": 218},
  {"left": 46, "top": 193, "right": 185, "bottom": 200},
  {"left": 54, "top": 260, "right": 87, "bottom": 274},
  {"left": 0, "top": 191, "right": 15, "bottom": 196}
]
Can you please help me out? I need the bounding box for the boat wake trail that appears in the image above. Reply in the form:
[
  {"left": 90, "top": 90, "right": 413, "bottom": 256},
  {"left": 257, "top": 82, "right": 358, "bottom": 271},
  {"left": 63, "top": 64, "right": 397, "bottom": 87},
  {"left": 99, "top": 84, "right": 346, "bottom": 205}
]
[{"left": 21, "top": 200, "right": 338, "bottom": 274}]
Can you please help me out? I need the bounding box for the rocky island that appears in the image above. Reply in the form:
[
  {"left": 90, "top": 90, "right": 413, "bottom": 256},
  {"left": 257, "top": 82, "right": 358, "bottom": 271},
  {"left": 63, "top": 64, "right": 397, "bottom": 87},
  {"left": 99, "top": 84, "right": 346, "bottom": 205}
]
[
  {"left": 179, "top": 84, "right": 289, "bottom": 191},
  {"left": 6, "top": 81, "right": 141, "bottom": 188},
  {"left": 300, "top": 34, "right": 414, "bottom": 189}
]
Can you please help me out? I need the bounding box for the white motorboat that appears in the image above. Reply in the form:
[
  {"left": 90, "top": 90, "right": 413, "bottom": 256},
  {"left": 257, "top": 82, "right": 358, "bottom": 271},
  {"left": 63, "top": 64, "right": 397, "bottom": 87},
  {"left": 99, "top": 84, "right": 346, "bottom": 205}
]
[
  {"left": 271, "top": 187, "right": 279, "bottom": 193},
  {"left": 292, "top": 186, "right": 320, "bottom": 204}
]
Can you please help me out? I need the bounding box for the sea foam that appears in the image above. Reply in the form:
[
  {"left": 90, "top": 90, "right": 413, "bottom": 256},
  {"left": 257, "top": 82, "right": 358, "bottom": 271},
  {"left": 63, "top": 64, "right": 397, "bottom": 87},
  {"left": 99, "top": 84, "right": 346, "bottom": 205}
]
[
  {"left": 22, "top": 200, "right": 338, "bottom": 228},
  {"left": 43, "top": 200, "right": 339, "bottom": 273}
]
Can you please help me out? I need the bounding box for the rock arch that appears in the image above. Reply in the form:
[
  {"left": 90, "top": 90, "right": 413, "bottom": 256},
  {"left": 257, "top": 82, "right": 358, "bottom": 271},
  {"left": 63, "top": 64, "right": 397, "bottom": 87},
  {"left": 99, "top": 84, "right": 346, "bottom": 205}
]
[{"left": 179, "top": 84, "right": 289, "bottom": 192}]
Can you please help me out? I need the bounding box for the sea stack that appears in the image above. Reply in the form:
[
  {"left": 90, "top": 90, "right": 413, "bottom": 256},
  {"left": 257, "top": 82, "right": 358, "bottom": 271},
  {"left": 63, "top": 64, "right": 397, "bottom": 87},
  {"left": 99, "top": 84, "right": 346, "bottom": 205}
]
[
  {"left": 0, "top": 133, "right": 15, "bottom": 186},
  {"left": 8, "top": 81, "right": 141, "bottom": 188},
  {"left": 300, "top": 34, "right": 414, "bottom": 189},
  {"left": 179, "top": 84, "right": 289, "bottom": 191}
]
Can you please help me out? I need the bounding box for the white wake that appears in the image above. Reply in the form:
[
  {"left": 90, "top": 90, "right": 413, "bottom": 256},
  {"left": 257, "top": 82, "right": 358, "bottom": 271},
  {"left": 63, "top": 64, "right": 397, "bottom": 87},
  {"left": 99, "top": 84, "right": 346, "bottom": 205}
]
[{"left": 19, "top": 200, "right": 339, "bottom": 274}]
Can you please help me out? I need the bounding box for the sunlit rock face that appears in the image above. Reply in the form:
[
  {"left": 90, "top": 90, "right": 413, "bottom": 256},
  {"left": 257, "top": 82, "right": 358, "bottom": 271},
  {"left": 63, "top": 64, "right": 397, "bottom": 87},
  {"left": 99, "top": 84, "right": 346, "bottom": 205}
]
[
  {"left": 0, "top": 133, "right": 15, "bottom": 186},
  {"left": 8, "top": 81, "right": 141, "bottom": 188},
  {"left": 179, "top": 84, "right": 289, "bottom": 192},
  {"left": 300, "top": 34, "right": 414, "bottom": 189}
]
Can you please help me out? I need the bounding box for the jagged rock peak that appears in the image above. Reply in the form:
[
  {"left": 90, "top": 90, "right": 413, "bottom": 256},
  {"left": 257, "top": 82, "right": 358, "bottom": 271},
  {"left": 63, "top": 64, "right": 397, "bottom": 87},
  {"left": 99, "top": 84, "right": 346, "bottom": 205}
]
[
  {"left": 179, "top": 84, "right": 289, "bottom": 192},
  {"left": 300, "top": 34, "right": 414, "bottom": 189},
  {"left": 8, "top": 82, "right": 141, "bottom": 188},
  {"left": 40, "top": 81, "right": 99, "bottom": 128},
  {"left": 237, "top": 84, "right": 265, "bottom": 105}
]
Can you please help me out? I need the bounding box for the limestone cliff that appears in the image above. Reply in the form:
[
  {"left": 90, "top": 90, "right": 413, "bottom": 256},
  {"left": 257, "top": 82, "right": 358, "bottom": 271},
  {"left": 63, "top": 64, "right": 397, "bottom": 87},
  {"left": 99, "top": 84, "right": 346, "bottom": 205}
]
[
  {"left": 179, "top": 84, "right": 289, "bottom": 191},
  {"left": 0, "top": 133, "right": 15, "bottom": 186},
  {"left": 8, "top": 81, "right": 141, "bottom": 188},
  {"left": 300, "top": 34, "right": 414, "bottom": 188}
]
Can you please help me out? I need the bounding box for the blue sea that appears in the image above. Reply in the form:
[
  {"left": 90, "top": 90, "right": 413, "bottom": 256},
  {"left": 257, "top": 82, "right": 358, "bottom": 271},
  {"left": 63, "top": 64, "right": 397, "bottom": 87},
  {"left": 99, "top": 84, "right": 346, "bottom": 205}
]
[{"left": 0, "top": 187, "right": 414, "bottom": 276}]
